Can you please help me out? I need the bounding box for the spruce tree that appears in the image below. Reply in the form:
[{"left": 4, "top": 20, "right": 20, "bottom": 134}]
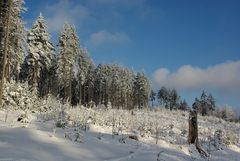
[
  {"left": 133, "top": 72, "right": 150, "bottom": 109},
  {"left": 207, "top": 93, "right": 216, "bottom": 112},
  {"left": 0, "top": 0, "right": 12, "bottom": 106},
  {"left": 200, "top": 90, "right": 208, "bottom": 115},
  {"left": 93, "top": 64, "right": 136, "bottom": 109},
  {"left": 193, "top": 91, "right": 216, "bottom": 116},
  {"left": 169, "top": 89, "right": 180, "bottom": 110},
  {"left": 77, "top": 48, "right": 93, "bottom": 105},
  {"left": 23, "top": 13, "right": 54, "bottom": 97},
  {"left": 179, "top": 99, "right": 189, "bottom": 111},
  {"left": 150, "top": 90, "right": 156, "bottom": 107},
  {"left": 84, "top": 60, "right": 95, "bottom": 104},
  {"left": 157, "top": 86, "right": 169, "bottom": 108},
  {"left": 6, "top": 0, "right": 26, "bottom": 81},
  {"left": 56, "top": 22, "right": 80, "bottom": 103}
]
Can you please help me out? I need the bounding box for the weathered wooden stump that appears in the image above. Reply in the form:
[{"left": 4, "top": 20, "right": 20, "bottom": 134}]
[
  {"left": 188, "top": 110, "right": 198, "bottom": 144},
  {"left": 188, "top": 110, "right": 208, "bottom": 157}
]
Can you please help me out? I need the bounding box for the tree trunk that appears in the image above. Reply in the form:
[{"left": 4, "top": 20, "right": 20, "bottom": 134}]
[
  {"left": 63, "top": 66, "right": 67, "bottom": 102},
  {"left": 32, "top": 63, "right": 38, "bottom": 88},
  {"left": 0, "top": 0, "right": 11, "bottom": 106},
  {"left": 83, "top": 84, "right": 86, "bottom": 105},
  {"left": 15, "top": 62, "right": 19, "bottom": 82},
  {"left": 79, "top": 82, "right": 82, "bottom": 106},
  {"left": 87, "top": 83, "right": 91, "bottom": 103},
  {"left": 5, "top": 61, "right": 9, "bottom": 82},
  {"left": 69, "top": 67, "right": 72, "bottom": 104}
]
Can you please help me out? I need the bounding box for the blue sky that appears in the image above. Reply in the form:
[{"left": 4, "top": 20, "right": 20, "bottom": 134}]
[{"left": 23, "top": 0, "right": 240, "bottom": 110}]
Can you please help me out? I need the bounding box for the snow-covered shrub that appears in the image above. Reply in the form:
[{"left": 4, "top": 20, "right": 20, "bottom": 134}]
[
  {"left": 213, "top": 129, "right": 224, "bottom": 149},
  {"left": 55, "top": 104, "right": 70, "bottom": 128},
  {"left": 17, "top": 111, "right": 32, "bottom": 123},
  {"left": 38, "top": 94, "right": 60, "bottom": 112},
  {"left": 3, "top": 80, "right": 40, "bottom": 111},
  {"left": 37, "top": 105, "right": 240, "bottom": 147},
  {"left": 224, "top": 131, "right": 239, "bottom": 145},
  {"left": 37, "top": 100, "right": 72, "bottom": 123},
  {"left": 64, "top": 127, "right": 83, "bottom": 143},
  {"left": 2, "top": 80, "right": 62, "bottom": 113}
]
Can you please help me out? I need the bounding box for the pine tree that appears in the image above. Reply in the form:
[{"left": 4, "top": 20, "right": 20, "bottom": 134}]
[
  {"left": 117, "top": 65, "right": 134, "bottom": 109},
  {"left": 0, "top": 0, "right": 12, "bottom": 106},
  {"left": 169, "top": 89, "right": 180, "bottom": 110},
  {"left": 56, "top": 22, "right": 80, "bottom": 103},
  {"left": 207, "top": 93, "right": 216, "bottom": 112},
  {"left": 192, "top": 98, "right": 201, "bottom": 112},
  {"left": 200, "top": 90, "right": 208, "bottom": 115},
  {"left": 221, "top": 105, "right": 236, "bottom": 122},
  {"left": 93, "top": 64, "right": 136, "bottom": 109},
  {"left": 77, "top": 48, "right": 93, "bottom": 105},
  {"left": 6, "top": 0, "right": 26, "bottom": 82},
  {"left": 193, "top": 91, "right": 216, "bottom": 116},
  {"left": 122, "top": 68, "right": 134, "bottom": 108},
  {"left": 23, "top": 13, "right": 54, "bottom": 97},
  {"left": 84, "top": 60, "right": 95, "bottom": 104},
  {"left": 157, "top": 86, "right": 170, "bottom": 108},
  {"left": 150, "top": 90, "right": 156, "bottom": 107},
  {"left": 93, "top": 64, "right": 106, "bottom": 105},
  {"left": 179, "top": 99, "right": 189, "bottom": 111},
  {"left": 108, "top": 64, "right": 121, "bottom": 108},
  {"left": 133, "top": 72, "right": 150, "bottom": 109}
]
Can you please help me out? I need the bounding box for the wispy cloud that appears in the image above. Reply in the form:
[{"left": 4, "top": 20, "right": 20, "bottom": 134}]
[
  {"left": 153, "top": 61, "right": 240, "bottom": 93},
  {"left": 86, "top": 30, "right": 131, "bottom": 47},
  {"left": 86, "top": 0, "right": 161, "bottom": 20},
  {"left": 40, "top": 0, "right": 161, "bottom": 38},
  {"left": 43, "top": 0, "right": 90, "bottom": 33}
]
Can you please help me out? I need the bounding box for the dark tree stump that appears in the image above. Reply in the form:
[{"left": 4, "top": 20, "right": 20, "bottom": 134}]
[
  {"left": 188, "top": 110, "right": 198, "bottom": 144},
  {"left": 188, "top": 110, "right": 208, "bottom": 157}
]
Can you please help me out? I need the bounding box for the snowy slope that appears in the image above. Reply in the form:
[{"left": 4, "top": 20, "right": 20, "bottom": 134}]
[{"left": 0, "top": 109, "right": 239, "bottom": 161}]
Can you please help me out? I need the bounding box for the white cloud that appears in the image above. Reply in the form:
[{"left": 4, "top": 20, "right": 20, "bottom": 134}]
[
  {"left": 153, "top": 61, "right": 240, "bottom": 92},
  {"left": 86, "top": 30, "right": 131, "bottom": 47},
  {"left": 43, "top": 0, "right": 89, "bottom": 33}
]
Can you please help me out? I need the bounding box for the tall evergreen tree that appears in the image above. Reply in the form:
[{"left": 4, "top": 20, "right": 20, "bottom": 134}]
[
  {"left": 157, "top": 86, "right": 170, "bottom": 108},
  {"left": 76, "top": 48, "right": 93, "bottom": 105},
  {"left": 93, "top": 64, "right": 106, "bottom": 105},
  {"left": 179, "top": 99, "right": 189, "bottom": 111},
  {"left": 6, "top": 0, "right": 26, "bottom": 81},
  {"left": 193, "top": 91, "right": 216, "bottom": 116},
  {"left": 150, "top": 90, "right": 156, "bottom": 107},
  {"left": 192, "top": 98, "right": 201, "bottom": 112},
  {"left": 207, "top": 93, "right": 216, "bottom": 112},
  {"left": 0, "top": 0, "right": 26, "bottom": 105},
  {"left": 93, "top": 64, "right": 138, "bottom": 109},
  {"left": 56, "top": 22, "right": 80, "bottom": 103},
  {"left": 84, "top": 60, "right": 95, "bottom": 104},
  {"left": 169, "top": 89, "right": 180, "bottom": 110},
  {"left": 23, "top": 13, "right": 54, "bottom": 97},
  {"left": 122, "top": 68, "right": 134, "bottom": 108},
  {"left": 200, "top": 90, "right": 208, "bottom": 115},
  {"left": 133, "top": 72, "right": 150, "bottom": 109},
  {"left": 0, "top": 0, "right": 12, "bottom": 106},
  {"left": 221, "top": 105, "right": 236, "bottom": 122}
]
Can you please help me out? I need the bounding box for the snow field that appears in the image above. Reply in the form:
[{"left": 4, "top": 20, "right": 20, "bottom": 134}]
[{"left": 0, "top": 106, "right": 239, "bottom": 161}]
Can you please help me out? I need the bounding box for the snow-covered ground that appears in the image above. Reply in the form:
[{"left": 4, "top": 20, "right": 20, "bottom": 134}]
[{"left": 0, "top": 108, "right": 239, "bottom": 161}]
